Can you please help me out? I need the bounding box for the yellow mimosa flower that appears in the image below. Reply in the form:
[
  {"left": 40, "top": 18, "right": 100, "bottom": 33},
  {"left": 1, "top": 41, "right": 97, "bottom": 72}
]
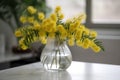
[
  {"left": 75, "top": 29, "right": 82, "bottom": 39},
  {"left": 46, "top": 18, "right": 51, "bottom": 23},
  {"left": 69, "top": 23, "right": 75, "bottom": 32},
  {"left": 82, "top": 38, "right": 91, "bottom": 49},
  {"left": 68, "top": 34, "right": 74, "bottom": 39},
  {"left": 57, "top": 25, "right": 64, "bottom": 31},
  {"left": 90, "top": 41, "right": 101, "bottom": 52},
  {"left": 46, "top": 21, "right": 56, "bottom": 32},
  {"left": 40, "top": 37, "right": 47, "bottom": 44},
  {"left": 38, "top": 12, "right": 45, "bottom": 20},
  {"left": 21, "top": 44, "right": 28, "bottom": 50},
  {"left": 43, "top": 25, "right": 49, "bottom": 32},
  {"left": 84, "top": 28, "right": 90, "bottom": 35},
  {"left": 20, "top": 16, "right": 27, "bottom": 23},
  {"left": 82, "top": 43, "right": 89, "bottom": 49},
  {"left": 91, "top": 46, "right": 101, "bottom": 53},
  {"left": 84, "top": 38, "right": 91, "bottom": 45},
  {"left": 90, "top": 30, "right": 97, "bottom": 38},
  {"left": 50, "top": 13, "right": 57, "bottom": 21},
  {"left": 50, "top": 21, "right": 56, "bottom": 27},
  {"left": 27, "top": 16, "right": 34, "bottom": 23},
  {"left": 60, "top": 31, "right": 67, "bottom": 40},
  {"left": 68, "top": 39, "right": 74, "bottom": 46},
  {"left": 39, "top": 31, "right": 46, "bottom": 37},
  {"left": 90, "top": 41, "right": 96, "bottom": 47},
  {"left": 74, "top": 20, "right": 80, "bottom": 28},
  {"left": 33, "top": 21, "right": 41, "bottom": 29},
  {"left": 52, "top": 26, "right": 57, "bottom": 32},
  {"left": 79, "top": 25, "right": 85, "bottom": 30},
  {"left": 19, "top": 38, "right": 24, "bottom": 45},
  {"left": 27, "top": 6, "right": 37, "bottom": 14},
  {"left": 55, "top": 6, "right": 61, "bottom": 13},
  {"left": 75, "top": 34, "right": 81, "bottom": 40},
  {"left": 42, "top": 19, "right": 47, "bottom": 25},
  {"left": 59, "top": 13, "right": 64, "bottom": 20},
  {"left": 15, "top": 30, "right": 22, "bottom": 37}
]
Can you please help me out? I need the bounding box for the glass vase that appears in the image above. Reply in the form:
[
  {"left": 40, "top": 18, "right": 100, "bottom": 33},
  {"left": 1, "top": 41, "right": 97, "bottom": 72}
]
[{"left": 40, "top": 38, "right": 72, "bottom": 71}]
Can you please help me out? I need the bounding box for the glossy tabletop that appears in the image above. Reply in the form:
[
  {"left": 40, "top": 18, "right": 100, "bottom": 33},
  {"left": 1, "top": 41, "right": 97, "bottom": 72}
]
[{"left": 0, "top": 61, "right": 120, "bottom": 80}]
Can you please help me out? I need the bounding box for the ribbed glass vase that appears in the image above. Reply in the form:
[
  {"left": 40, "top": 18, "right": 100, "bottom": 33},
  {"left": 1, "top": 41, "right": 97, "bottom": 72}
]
[{"left": 40, "top": 38, "right": 72, "bottom": 71}]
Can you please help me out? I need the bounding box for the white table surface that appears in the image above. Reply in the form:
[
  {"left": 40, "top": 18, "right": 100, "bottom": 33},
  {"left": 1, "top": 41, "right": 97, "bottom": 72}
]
[{"left": 0, "top": 61, "right": 120, "bottom": 80}]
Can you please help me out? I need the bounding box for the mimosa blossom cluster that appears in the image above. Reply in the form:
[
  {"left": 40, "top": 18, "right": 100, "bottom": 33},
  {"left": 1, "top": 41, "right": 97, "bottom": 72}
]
[{"left": 15, "top": 6, "right": 104, "bottom": 52}]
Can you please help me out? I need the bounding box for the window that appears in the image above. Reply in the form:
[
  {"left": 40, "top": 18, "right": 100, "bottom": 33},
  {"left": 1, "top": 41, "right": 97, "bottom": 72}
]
[{"left": 92, "top": 0, "right": 120, "bottom": 23}]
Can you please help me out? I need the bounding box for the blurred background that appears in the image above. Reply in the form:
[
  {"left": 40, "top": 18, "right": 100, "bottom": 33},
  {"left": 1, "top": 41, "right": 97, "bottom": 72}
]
[{"left": 0, "top": 0, "right": 120, "bottom": 70}]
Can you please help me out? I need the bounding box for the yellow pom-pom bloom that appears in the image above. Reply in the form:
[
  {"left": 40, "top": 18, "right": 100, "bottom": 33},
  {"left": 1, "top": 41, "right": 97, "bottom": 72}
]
[
  {"left": 19, "top": 38, "right": 28, "bottom": 50},
  {"left": 84, "top": 28, "right": 90, "bottom": 35},
  {"left": 43, "top": 25, "right": 49, "bottom": 32},
  {"left": 69, "top": 23, "right": 75, "bottom": 32},
  {"left": 90, "top": 31, "right": 97, "bottom": 38},
  {"left": 74, "top": 20, "right": 80, "bottom": 28},
  {"left": 46, "top": 21, "right": 56, "bottom": 32},
  {"left": 50, "top": 13, "right": 57, "bottom": 21},
  {"left": 21, "top": 44, "right": 28, "bottom": 50},
  {"left": 82, "top": 38, "right": 91, "bottom": 49},
  {"left": 82, "top": 43, "right": 89, "bottom": 49},
  {"left": 59, "top": 13, "right": 64, "bottom": 20},
  {"left": 39, "top": 31, "right": 46, "bottom": 37},
  {"left": 27, "top": 6, "right": 37, "bottom": 14},
  {"left": 20, "top": 16, "right": 27, "bottom": 23},
  {"left": 91, "top": 46, "right": 101, "bottom": 53},
  {"left": 19, "top": 38, "right": 24, "bottom": 45},
  {"left": 27, "top": 16, "right": 34, "bottom": 23},
  {"left": 84, "top": 38, "right": 91, "bottom": 44},
  {"left": 68, "top": 34, "right": 74, "bottom": 39},
  {"left": 40, "top": 37, "right": 47, "bottom": 44},
  {"left": 57, "top": 25, "right": 65, "bottom": 32},
  {"left": 38, "top": 12, "right": 45, "bottom": 20},
  {"left": 55, "top": 6, "right": 61, "bottom": 13},
  {"left": 52, "top": 26, "right": 57, "bottom": 32},
  {"left": 95, "top": 46, "right": 101, "bottom": 52},
  {"left": 75, "top": 29, "right": 82, "bottom": 40},
  {"left": 68, "top": 38, "right": 74, "bottom": 46},
  {"left": 46, "top": 18, "right": 51, "bottom": 23},
  {"left": 90, "top": 41, "right": 101, "bottom": 52},
  {"left": 33, "top": 21, "right": 41, "bottom": 29},
  {"left": 15, "top": 30, "right": 22, "bottom": 37},
  {"left": 60, "top": 30, "right": 67, "bottom": 40},
  {"left": 79, "top": 25, "right": 85, "bottom": 30}
]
